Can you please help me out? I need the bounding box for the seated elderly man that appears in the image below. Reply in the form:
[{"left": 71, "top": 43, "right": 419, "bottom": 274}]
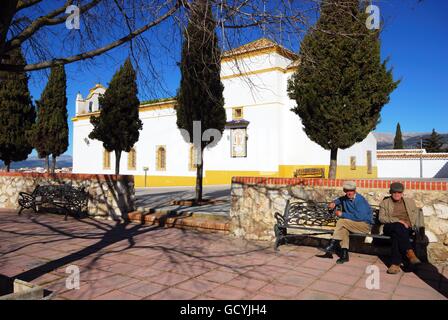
[
  {"left": 322, "top": 181, "right": 373, "bottom": 264},
  {"left": 379, "top": 182, "right": 422, "bottom": 274}
]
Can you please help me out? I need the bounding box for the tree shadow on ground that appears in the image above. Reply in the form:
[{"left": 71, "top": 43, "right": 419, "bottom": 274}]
[{"left": 0, "top": 211, "right": 274, "bottom": 288}]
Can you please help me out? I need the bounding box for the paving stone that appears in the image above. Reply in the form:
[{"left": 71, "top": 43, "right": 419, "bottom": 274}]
[
  {"left": 308, "top": 280, "right": 352, "bottom": 296},
  {"left": 198, "top": 270, "right": 239, "bottom": 284},
  {"left": 296, "top": 289, "right": 340, "bottom": 300},
  {"left": 394, "top": 284, "right": 446, "bottom": 299},
  {"left": 150, "top": 271, "right": 191, "bottom": 286},
  {"left": 275, "top": 272, "right": 316, "bottom": 288},
  {"left": 259, "top": 283, "right": 303, "bottom": 299},
  {"left": 146, "top": 287, "right": 198, "bottom": 300},
  {"left": 320, "top": 271, "right": 361, "bottom": 286},
  {"left": 176, "top": 278, "right": 221, "bottom": 294},
  {"left": 120, "top": 280, "right": 167, "bottom": 297},
  {"left": 343, "top": 287, "right": 392, "bottom": 300},
  {"left": 206, "top": 285, "right": 251, "bottom": 300},
  {"left": 94, "top": 290, "right": 140, "bottom": 300}
]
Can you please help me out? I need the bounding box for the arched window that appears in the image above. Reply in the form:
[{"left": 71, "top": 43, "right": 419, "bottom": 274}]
[
  {"left": 128, "top": 147, "right": 136, "bottom": 170},
  {"left": 156, "top": 146, "right": 166, "bottom": 171},
  {"left": 103, "top": 149, "right": 111, "bottom": 170},
  {"left": 88, "top": 101, "right": 93, "bottom": 112},
  {"left": 189, "top": 144, "right": 197, "bottom": 171}
]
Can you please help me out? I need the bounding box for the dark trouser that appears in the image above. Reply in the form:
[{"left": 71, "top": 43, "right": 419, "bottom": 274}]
[{"left": 383, "top": 222, "right": 413, "bottom": 265}]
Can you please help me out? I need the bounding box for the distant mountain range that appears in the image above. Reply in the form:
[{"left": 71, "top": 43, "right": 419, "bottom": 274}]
[
  {"left": 374, "top": 132, "right": 448, "bottom": 150},
  {"left": 0, "top": 154, "right": 72, "bottom": 170}
]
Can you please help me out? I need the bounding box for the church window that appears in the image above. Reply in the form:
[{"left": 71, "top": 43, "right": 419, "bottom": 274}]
[
  {"left": 232, "top": 107, "right": 243, "bottom": 120},
  {"left": 156, "top": 146, "right": 166, "bottom": 171},
  {"left": 350, "top": 156, "right": 356, "bottom": 170},
  {"left": 103, "top": 149, "right": 111, "bottom": 170},
  {"left": 128, "top": 147, "right": 136, "bottom": 170},
  {"left": 189, "top": 144, "right": 197, "bottom": 171},
  {"left": 367, "top": 151, "right": 373, "bottom": 174}
]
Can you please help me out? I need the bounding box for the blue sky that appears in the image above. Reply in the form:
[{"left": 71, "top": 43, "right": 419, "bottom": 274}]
[{"left": 26, "top": 0, "right": 448, "bottom": 156}]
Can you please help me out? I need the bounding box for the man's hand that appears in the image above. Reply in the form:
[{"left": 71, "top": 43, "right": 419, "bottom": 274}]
[
  {"left": 328, "top": 202, "right": 336, "bottom": 210},
  {"left": 335, "top": 210, "right": 342, "bottom": 217},
  {"left": 399, "top": 220, "right": 409, "bottom": 229}
]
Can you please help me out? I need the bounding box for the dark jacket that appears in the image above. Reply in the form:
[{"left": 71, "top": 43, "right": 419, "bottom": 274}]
[{"left": 379, "top": 196, "right": 424, "bottom": 229}]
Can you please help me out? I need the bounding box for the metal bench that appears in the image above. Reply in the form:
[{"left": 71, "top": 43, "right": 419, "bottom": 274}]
[
  {"left": 274, "top": 200, "right": 425, "bottom": 254},
  {"left": 293, "top": 168, "right": 325, "bottom": 178},
  {"left": 18, "top": 184, "right": 88, "bottom": 220}
]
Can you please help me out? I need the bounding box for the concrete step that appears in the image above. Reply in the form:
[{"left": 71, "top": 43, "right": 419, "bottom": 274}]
[{"left": 125, "top": 210, "right": 230, "bottom": 233}]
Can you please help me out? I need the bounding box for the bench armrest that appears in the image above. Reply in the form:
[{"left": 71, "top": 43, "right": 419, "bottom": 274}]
[
  {"left": 274, "top": 212, "right": 286, "bottom": 225},
  {"left": 19, "top": 191, "right": 35, "bottom": 199}
]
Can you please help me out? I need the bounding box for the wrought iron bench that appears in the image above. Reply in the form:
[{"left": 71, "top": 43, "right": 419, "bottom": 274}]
[
  {"left": 274, "top": 200, "right": 425, "bottom": 254},
  {"left": 18, "top": 184, "right": 88, "bottom": 220},
  {"left": 293, "top": 168, "right": 325, "bottom": 178}
]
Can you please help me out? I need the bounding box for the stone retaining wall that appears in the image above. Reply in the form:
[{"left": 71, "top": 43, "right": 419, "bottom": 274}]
[
  {"left": 230, "top": 177, "right": 448, "bottom": 264},
  {"left": 0, "top": 172, "right": 135, "bottom": 220}
]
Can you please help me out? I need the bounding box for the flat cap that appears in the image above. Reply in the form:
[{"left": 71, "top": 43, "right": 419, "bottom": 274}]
[
  {"left": 342, "top": 181, "right": 356, "bottom": 191},
  {"left": 390, "top": 182, "right": 404, "bottom": 193}
]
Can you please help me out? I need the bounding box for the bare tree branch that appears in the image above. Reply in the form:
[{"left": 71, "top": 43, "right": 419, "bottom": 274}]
[
  {"left": 0, "top": 0, "right": 181, "bottom": 72},
  {"left": 16, "top": 0, "right": 43, "bottom": 12}
]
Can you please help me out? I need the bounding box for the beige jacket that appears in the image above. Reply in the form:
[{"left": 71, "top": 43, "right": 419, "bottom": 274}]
[{"left": 378, "top": 196, "right": 424, "bottom": 229}]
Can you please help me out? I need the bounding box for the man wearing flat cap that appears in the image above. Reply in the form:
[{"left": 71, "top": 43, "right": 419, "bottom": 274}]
[
  {"left": 379, "top": 182, "right": 423, "bottom": 274},
  {"left": 323, "top": 181, "right": 373, "bottom": 264}
]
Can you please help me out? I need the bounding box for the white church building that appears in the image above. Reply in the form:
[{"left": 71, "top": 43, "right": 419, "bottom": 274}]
[{"left": 72, "top": 38, "right": 378, "bottom": 187}]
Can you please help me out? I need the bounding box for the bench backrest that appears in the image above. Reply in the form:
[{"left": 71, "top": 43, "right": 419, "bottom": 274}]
[
  {"left": 284, "top": 200, "right": 380, "bottom": 229},
  {"left": 33, "top": 184, "right": 88, "bottom": 202}
]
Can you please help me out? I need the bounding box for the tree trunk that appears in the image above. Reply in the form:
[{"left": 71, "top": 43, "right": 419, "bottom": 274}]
[
  {"left": 195, "top": 149, "right": 204, "bottom": 204},
  {"left": 51, "top": 155, "right": 56, "bottom": 173},
  {"left": 45, "top": 155, "right": 50, "bottom": 173},
  {"left": 115, "top": 150, "right": 121, "bottom": 175},
  {"left": 0, "top": 1, "right": 18, "bottom": 55},
  {"left": 329, "top": 148, "right": 338, "bottom": 179}
]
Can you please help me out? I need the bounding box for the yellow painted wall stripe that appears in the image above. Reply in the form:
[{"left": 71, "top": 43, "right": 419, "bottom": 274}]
[{"left": 133, "top": 165, "right": 378, "bottom": 187}]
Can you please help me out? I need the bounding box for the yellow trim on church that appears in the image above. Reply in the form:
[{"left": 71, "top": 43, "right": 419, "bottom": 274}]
[
  {"left": 221, "top": 66, "right": 297, "bottom": 80},
  {"left": 222, "top": 45, "right": 298, "bottom": 63},
  {"left": 133, "top": 165, "right": 378, "bottom": 187}
]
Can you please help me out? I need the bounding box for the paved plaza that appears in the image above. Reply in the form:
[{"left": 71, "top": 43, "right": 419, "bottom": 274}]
[{"left": 0, "top": 211, "right": 447, "bottom": 300}]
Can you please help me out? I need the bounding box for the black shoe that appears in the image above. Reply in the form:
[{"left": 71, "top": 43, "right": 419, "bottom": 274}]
[
  {"left": 320, "top": 239, "right": 340, "bottom": 254},
  {"left": 336, "top": 249, "right": 349, "bottom": 264}
]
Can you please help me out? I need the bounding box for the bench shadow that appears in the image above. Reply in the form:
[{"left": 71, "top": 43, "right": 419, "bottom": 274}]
[
  {"left": 280, "top": 234, "right": 447, "bottom": 298},
  {"left": 377, "top": 254, "right": 448, "bottom": 298}
]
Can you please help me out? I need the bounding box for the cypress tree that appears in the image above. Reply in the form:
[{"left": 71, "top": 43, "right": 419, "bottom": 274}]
[
  {"left": 89, "top": 58, "right": 142, "bottom": 174},
  {"left": 49, "top": 66, "right": 68, "bottom": 172},
  {"left": 31, "top": 100, "right": 51, "bottom": 171},
  {"left": 423, "top": 129, "right": 444, "bottom": 153},
  {"left": 393, "top": 122, "right": 404, "bottom": 149},
  {"left": 287, "top": 0, "right": 399, "bottom": 178},
  {"left": 176, "top": 0, "right": 226, "bottom": 203},
  {"left": 30, "top": 65, "right": 67, "bottom": 173},
  {"left": 0, "top": 47, "right": 36, "bottom": 171}
]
